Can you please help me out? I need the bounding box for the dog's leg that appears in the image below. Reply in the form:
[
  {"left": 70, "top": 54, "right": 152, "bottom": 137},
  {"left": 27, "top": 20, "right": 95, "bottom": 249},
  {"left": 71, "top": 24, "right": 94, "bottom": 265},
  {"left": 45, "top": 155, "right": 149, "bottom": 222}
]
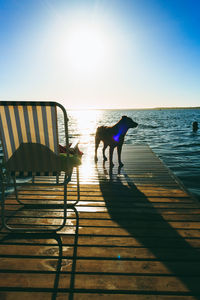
[
  {"left": 109, "top": 146, "right": 114, "bottom": 168},
  {"left": 103, "top": 143, "right": 108, "bottom": 162},
  {"left": 95, "top": 135, "right": 100, "bottom": 163},
  {"left": 117, "top": 144, "right": 124, "bottom": 167}
]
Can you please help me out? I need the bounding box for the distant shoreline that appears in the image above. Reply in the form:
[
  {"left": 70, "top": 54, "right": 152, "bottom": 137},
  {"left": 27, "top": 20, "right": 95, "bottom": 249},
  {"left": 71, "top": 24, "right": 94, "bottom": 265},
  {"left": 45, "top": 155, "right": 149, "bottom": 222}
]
[
  {"left": 69, "top": 107, "right": 200, "bottom": 111},
  {"left": 152, "top": 106, "right": 200, "bottom": 110}
]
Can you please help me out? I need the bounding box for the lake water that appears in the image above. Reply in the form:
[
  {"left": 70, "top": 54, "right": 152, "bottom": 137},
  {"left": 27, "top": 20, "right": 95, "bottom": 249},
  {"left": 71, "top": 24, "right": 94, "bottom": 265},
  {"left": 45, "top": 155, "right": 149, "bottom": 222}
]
[
  {"left": 67, "top": 108, "right": 200, "bottom": 201},
  {"left": 1, "top": 108, "right": 200, "bottom": 201}
]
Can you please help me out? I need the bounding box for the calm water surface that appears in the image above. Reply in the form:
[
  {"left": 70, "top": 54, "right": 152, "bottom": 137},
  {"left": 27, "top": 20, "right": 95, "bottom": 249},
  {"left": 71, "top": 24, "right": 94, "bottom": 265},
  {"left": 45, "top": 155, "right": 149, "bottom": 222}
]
[
  {"left": 1, "top": 108, "right": 199, "bottom": 201},
  {"left": 67, "top": 108, "right": 200, "bottom": 201}
]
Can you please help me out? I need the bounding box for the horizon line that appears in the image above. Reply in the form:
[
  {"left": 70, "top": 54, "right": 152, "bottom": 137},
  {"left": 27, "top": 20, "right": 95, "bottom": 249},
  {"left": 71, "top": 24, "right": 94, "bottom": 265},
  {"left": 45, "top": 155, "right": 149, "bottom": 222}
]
[{"left": 68, "top": 106, "right": 200, "bottom": 110}]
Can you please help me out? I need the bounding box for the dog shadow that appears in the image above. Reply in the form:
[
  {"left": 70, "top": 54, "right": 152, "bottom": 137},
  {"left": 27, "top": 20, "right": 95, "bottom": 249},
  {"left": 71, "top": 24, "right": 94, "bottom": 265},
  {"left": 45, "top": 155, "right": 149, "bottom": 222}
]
[{"left": 96, "top": 163, "right": 200, "bottom": 298}]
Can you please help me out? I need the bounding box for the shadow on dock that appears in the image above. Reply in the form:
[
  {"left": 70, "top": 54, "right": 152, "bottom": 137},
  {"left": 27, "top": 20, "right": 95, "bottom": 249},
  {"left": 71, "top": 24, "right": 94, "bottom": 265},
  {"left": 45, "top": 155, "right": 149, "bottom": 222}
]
[
  {"left": 0, "top": 206, "right": 79, "bottom": 300},
  {"left": 0, "top": 232, "right": 62, "bottom": 300},
  {"left": 96, "top": 163, "right": 200, "bottom": 299}
]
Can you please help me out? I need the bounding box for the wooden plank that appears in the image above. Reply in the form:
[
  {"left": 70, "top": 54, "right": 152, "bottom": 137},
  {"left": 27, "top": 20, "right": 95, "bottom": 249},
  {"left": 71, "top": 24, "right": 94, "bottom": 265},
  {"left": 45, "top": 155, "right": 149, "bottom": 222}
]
[{"left": 1, "top": 145, "right": 200, "bottom": 299}]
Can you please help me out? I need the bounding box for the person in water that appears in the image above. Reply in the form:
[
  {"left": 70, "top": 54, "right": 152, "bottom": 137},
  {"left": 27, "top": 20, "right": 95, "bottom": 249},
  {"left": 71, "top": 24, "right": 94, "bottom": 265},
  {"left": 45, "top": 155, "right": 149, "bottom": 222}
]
[{"left": 192, "top": 121, "right": 198, "bottom": 132}]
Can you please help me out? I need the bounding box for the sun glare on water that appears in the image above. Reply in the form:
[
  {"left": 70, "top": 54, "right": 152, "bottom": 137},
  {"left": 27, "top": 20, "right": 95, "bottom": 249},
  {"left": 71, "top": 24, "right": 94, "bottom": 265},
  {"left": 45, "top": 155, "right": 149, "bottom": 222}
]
[
  {"left": 69, "top": 109, "right": 103, "bottom": 144},
  {"left": 69, "top": 109, "right": 103, "bottom": 183}
]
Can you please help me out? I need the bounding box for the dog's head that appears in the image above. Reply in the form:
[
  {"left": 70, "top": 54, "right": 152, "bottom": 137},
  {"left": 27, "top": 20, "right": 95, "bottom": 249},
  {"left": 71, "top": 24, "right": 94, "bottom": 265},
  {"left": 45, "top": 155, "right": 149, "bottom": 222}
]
[{"left": 121, "top": 116, "right": 138, "bottom": 129}]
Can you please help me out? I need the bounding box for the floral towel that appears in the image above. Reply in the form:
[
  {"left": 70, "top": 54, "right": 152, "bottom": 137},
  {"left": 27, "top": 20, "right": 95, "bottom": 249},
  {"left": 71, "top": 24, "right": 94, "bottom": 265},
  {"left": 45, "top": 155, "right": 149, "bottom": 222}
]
[{"left": 59, "top": 144, "right": 83, "bottom": 169}]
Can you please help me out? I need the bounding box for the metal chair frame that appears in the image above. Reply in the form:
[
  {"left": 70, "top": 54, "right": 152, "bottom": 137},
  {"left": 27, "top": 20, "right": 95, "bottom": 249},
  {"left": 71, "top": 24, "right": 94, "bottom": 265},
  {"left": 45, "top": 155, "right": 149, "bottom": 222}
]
[{"left": 0, "top": 101, "right": 80, "bottom": 232}]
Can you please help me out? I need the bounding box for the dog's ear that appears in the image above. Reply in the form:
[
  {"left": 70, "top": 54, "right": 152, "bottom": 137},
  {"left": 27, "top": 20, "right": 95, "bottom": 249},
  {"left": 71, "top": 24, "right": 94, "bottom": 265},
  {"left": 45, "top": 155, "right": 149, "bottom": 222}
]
[{"left": 122, "top": 116, "right": 127, "bottom": 119}]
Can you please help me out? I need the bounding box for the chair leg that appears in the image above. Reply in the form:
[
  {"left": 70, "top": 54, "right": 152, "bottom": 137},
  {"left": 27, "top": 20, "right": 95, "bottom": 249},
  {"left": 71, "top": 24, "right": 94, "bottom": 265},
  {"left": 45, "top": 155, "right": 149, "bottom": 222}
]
[
  {"left": 13, "top": 176, "right": 24, "bottom": 205},
  {"left": 69, "top": 207, "right": 79, "bottom": 300},
  {"left": 13, "top": 176, "right": 18, "bottom": 202},
  {"left": 68, "top": 167, "right": 80, "bottom": 206},
  {"left": 0, "top": 181, "right": 5, "bottom": 231},
  {"left": 75, "top": 166, "right": 80, "bottom": 205},
  {"left": 63, "top": 176, "right": 67, "bottom": 224},
  {"left": 54, "top": 174, "right": 68, "bottom": 231}
]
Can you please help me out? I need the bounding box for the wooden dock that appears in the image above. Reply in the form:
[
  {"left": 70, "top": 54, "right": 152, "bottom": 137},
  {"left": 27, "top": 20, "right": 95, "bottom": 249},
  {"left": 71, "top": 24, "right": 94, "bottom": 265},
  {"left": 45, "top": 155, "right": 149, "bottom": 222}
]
[{"left": 1, "top": 144, "right": 200, "bottom": 300}]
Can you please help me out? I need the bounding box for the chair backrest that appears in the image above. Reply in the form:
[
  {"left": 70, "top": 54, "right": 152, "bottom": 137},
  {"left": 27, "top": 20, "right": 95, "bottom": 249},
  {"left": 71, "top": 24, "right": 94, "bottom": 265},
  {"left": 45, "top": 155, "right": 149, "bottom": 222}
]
[{"left": 0, "top": 101, "right": 69, "bottom": 175}]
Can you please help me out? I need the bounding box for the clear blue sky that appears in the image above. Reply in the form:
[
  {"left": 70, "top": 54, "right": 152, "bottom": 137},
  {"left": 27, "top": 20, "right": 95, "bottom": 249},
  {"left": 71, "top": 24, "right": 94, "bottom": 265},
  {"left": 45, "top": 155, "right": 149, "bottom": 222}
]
[{"left": 0, "top": 0, "right": 200, "bottom": 109}]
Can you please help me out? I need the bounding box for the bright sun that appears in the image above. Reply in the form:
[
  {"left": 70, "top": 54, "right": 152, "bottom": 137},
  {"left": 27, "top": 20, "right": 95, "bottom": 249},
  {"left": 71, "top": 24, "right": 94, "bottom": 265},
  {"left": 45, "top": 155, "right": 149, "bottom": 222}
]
[{"left": 65, "top": 22, "right": 110, "bottom": 74}]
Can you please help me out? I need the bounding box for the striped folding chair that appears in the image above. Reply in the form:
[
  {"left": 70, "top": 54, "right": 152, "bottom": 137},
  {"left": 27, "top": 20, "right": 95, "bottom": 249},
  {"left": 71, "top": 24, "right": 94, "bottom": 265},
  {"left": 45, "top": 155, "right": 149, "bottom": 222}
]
[{"left": 0, "top": 101, "right": 80, "bottom": 231}]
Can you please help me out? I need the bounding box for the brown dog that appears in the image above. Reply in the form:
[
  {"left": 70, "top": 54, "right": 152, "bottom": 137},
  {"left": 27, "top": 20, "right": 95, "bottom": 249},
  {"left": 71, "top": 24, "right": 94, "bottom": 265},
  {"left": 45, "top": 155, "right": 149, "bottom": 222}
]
[{"left": 95, "top": 116, "right": 138, "bottom": 167}]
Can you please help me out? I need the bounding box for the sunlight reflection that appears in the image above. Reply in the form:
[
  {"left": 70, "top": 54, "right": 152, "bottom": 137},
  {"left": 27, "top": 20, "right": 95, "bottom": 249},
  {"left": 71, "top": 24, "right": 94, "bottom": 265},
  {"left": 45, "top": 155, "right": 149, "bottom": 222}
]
[
  {"left": 69, "top": 110, "right": 103, "bottom": 144},
  {"left": 69, "top": 110, "right": 103, "bottom": 183},
  {"left": 79, "top": 154, "right": 96, "bottom": 184}
]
